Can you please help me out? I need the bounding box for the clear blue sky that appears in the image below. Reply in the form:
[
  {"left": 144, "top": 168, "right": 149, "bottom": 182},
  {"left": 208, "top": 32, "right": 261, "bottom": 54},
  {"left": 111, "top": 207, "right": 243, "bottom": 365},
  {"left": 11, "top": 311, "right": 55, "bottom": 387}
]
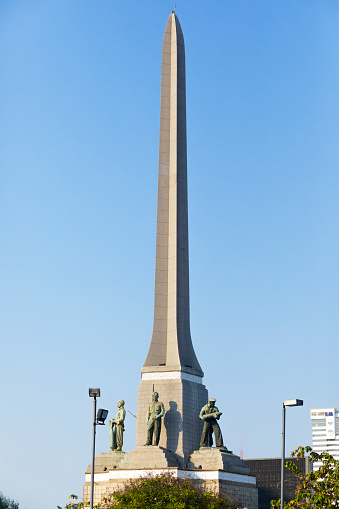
[{"left": 1, "top": 1, "right": 338, "bottom": 508}]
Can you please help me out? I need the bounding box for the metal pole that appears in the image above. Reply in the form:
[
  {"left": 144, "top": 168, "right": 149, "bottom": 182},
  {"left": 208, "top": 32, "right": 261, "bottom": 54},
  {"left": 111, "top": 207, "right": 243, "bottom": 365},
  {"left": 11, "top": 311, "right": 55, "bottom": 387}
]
[
  {"left": 90, "top": 396, "right": 97, "bottom": 509},
  {"left": 281, "top": 404, "right": 286, "bottom": 509}
]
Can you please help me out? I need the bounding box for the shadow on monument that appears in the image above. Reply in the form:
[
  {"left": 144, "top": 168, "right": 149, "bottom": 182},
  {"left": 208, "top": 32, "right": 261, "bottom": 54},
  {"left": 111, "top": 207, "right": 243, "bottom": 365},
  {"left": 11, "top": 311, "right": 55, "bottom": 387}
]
[{"left": 164, "top": 401, "right": 182, "bottom": 452}]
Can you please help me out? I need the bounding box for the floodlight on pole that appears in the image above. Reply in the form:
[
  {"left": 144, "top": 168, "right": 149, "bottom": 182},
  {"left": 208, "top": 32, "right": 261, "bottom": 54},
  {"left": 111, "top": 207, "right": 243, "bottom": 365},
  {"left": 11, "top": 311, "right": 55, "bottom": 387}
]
[
  {"left": 96, "top": 408, "right": 109, "bottom": 425},
  {"left": 281, "top": 398, "right": 303, "bottom": 509},
  {"left": 89, "top": 388, "right": 100, "bottom": 398},
  {"left": 88, "top": 388, "right": 108, "bottom": 509}
]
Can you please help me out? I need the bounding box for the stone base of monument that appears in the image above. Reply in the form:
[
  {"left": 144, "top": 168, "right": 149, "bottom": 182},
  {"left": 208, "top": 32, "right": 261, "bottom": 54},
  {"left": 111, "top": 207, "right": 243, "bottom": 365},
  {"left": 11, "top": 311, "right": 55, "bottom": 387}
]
[
  {"left": 189, "top": 447, "right": 250, "bottom": 475},
  {"left": 118, "top": 446, "right": 181, "bottom": 469},
  {"left": 85, "top": 450, "right": 127, "bottom": 473},
  {"left": 84, "top": 447, "right": 258, "bottom": 509}
]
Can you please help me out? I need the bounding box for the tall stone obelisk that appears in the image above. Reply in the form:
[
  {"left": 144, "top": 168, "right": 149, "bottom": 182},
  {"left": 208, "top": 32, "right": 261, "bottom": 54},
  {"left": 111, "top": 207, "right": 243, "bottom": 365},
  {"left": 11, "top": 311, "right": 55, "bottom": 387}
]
[{"left": 135, "top": 11, "right": 208, "bottom": 462}]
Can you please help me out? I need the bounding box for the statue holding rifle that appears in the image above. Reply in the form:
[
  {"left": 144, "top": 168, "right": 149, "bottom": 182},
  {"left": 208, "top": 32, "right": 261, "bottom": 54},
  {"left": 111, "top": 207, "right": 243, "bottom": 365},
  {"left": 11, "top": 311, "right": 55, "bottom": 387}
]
[{"left": 199, "top": 398, "right": 228, "bottom": 451}]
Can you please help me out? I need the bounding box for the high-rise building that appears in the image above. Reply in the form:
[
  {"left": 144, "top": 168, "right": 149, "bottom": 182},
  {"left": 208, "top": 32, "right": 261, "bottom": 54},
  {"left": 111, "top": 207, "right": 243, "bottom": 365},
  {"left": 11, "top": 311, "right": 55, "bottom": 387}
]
[{"left": 310, "top": 407, "right": 339, "bottom": 470}]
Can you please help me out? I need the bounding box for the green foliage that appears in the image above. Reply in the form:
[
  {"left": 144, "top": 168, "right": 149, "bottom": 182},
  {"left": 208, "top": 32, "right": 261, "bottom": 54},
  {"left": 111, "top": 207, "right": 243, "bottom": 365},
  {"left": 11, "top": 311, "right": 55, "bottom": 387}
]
[
  {"left": 271, "top": 446, "right": 339, "bottom": 509},
  {"left": 0, "top": 492, "right": 19, "bottom": 509},
  {"left": 65, "top": 494, "right": 86, "bottom": 508},
  {"left": 66, "top": 472, "right": 236, "bottom": 508}
]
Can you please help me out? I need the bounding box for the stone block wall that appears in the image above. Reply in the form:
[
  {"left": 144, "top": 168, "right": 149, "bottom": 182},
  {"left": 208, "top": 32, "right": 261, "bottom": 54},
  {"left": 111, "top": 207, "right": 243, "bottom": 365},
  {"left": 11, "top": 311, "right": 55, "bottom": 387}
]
[
  {"left": 135, "top": 377, "right": 208, "bottom": 461},
  {"left": 218, "top": 479, "right": 258, "bottom": 509}
]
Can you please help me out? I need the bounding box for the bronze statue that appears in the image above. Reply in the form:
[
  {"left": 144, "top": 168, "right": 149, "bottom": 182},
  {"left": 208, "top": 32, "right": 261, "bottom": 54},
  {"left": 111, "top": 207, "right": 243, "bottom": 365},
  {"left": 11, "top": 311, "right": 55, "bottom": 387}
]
[
  {"left": 145, "top": 391, "right": 165, "bottom": 446},
  {"left": 110, "top": 400, "right": 126, "bottom": 451},
  {"left": 199, "top": 398, "right": 227, "bottom": 450}
]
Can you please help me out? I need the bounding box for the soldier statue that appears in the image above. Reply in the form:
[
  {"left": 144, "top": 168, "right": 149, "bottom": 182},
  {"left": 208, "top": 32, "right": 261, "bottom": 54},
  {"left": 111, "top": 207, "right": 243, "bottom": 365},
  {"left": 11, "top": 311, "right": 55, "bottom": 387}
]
[
  {"left": 109, "top": 399, "right": 126, "bottom": 451},
  {"left": 145, "top": 391, "right": 165, "bottom": 446},
  {"left": 199, "top": 398, "right": 228, "bottom": 451}
]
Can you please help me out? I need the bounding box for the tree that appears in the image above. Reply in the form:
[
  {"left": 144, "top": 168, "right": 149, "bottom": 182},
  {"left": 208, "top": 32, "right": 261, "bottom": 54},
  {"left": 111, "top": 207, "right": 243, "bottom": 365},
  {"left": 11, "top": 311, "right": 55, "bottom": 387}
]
[
  {"left": 271, "top": 446, "right": 339, "bottom": 508},
  {"left": 66, "top": 472, "right": 236, "bottom": 508},
  {"left": 0, "top": 492, "right": 19, "bottom": 509}
]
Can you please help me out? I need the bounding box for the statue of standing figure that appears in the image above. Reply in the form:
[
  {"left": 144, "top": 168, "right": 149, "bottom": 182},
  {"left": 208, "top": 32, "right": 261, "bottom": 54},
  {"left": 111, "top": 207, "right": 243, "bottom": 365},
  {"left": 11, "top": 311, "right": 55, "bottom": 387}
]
[
  {"left": 110, "top": 400, "right": 126, "bottom": 451},
  {"left": 145, "top": 391, "right": 165, "bottom": 446},
  {"left": 199, "top": 398, "right": 228, "bottom": 451}
]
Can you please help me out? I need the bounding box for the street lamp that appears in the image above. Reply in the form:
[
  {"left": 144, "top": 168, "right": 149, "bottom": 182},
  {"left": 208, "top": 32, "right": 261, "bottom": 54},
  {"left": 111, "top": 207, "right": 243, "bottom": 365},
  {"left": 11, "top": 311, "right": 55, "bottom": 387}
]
[
  {"left": 89, "top": 388, "right": 108, "bottom": 509},
  {"left": 281, "top": 399, "right": 303, "bottom": 509}
]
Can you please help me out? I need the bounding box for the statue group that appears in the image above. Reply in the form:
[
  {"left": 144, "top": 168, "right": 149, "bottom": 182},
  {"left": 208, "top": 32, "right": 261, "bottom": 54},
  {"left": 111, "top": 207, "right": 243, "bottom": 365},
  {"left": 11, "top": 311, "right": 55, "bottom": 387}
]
[{"left": 110, "top": 394, "right": 228, "bottom": 452}]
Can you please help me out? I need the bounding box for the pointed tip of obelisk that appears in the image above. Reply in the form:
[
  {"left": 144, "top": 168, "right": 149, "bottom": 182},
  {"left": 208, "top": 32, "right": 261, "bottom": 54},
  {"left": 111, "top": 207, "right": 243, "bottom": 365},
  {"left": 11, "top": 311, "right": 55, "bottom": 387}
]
[
  {"left": 164, "top": 9, "right": 178, "bottom": 39},
  {"left": 165, "top": 9, "right": 174, "bottom": 22},
  {"left": 168, "top": 4, "right": 177, "bottom": 20},
  {"left": 165, "top": 7, "right": 183, "bottom": 42}
]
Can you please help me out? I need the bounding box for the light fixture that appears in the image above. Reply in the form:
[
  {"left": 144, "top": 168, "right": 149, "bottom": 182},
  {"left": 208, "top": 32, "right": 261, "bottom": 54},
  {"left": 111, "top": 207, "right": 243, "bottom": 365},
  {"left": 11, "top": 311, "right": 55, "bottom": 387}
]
[
  {"left": 89, "top": 388, "right": 100, "bottom": 398},
  {"left": 96, "top": 408, "right": 109, "bottom": 425},
  {"left": 284, "top": 399, "right": 303, "bottom": 407}
]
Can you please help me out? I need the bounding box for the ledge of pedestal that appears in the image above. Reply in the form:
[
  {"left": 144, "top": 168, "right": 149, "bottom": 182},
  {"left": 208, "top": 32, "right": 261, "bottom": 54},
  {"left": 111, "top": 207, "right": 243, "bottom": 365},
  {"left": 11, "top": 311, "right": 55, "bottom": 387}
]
[
  {"left": 188, "top": 448, "right": 251, "bottom": 475},
  {"left": 118, "top": 446, "right": 181, "bottom": 469},
  {"left": 86, "top": 450, "right": 127, "bottom": 473}
]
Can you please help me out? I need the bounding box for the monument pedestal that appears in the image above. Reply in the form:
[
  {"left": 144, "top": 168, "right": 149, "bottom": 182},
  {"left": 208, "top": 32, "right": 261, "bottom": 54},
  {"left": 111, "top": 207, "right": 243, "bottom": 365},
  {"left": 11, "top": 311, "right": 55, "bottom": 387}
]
[
  {"left": 189, "top": 448, "right": 251, "bottom": 475},
  {"left": 85, "top": 450, "right": 127, "bottom": 473},
  {"left": 84, "top": 449, "right": 258, "bottom": 509},
  {"left": 119, "top": 446, "right": 180, "bottom": 469}
]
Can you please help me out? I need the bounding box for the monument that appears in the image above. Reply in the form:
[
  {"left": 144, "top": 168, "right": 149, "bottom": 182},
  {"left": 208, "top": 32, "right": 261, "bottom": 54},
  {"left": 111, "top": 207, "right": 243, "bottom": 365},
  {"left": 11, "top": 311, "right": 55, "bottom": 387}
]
[{"left": 84, "top": 11, "right": 258, "bottom": 509}]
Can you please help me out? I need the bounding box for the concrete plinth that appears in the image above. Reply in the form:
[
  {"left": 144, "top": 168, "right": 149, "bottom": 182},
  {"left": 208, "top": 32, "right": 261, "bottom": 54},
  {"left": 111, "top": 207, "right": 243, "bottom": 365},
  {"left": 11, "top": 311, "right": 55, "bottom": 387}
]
[
  {"left": 189, "top": 448, "right": 251, "bottom": 475},
  {"left": 86, "top": 450, "right": 127, "bottom": 473},
  {"left": 119, "top": 446, "right": 180, "bottom": 469}
]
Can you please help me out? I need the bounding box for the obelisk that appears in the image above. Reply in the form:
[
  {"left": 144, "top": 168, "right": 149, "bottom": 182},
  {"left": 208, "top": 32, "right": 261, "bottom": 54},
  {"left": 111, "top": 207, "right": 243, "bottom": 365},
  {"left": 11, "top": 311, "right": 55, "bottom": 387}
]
[{"left": 135, "top": 11, "right": 208, "bottom": 462}]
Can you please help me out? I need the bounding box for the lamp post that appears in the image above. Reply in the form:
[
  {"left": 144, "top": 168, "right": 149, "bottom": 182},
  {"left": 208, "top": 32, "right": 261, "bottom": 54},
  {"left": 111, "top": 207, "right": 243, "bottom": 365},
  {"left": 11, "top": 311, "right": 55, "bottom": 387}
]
[
  {"left": 281, "top": 399, "right": 303, "bottom": 509},
  {"left": 89, "top": 388, "right": 108, "bottom": 509}
]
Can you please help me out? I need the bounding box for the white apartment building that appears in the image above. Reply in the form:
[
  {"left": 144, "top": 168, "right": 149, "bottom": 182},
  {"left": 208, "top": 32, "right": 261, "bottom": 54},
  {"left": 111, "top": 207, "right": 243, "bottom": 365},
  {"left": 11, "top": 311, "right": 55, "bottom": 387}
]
[{"left": 310, "top": 408, "right": 339, "bottom": 470}]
